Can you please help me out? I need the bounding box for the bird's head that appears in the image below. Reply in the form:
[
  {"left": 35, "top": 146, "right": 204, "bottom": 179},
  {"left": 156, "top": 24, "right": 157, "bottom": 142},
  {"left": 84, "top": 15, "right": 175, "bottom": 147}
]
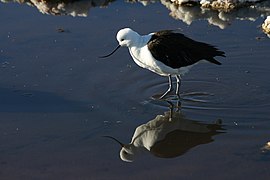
[
  {"left": 99, "top": 28, "right": 139, "bottom": 58},
  {"left": 120, "top": 144, "right": 137, "bottom": 162},
  {"left": 103, "top": 135, "right": 137, "bottom": 162},
  {"left": 116, "top": 28, "right": 139, "bottom": 47}
]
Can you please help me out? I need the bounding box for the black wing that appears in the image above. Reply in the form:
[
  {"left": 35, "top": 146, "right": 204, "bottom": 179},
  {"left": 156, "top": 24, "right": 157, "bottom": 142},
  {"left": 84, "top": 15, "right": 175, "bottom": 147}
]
[{"left": 147, "top": 30, "right": 225, "bottom": 69}]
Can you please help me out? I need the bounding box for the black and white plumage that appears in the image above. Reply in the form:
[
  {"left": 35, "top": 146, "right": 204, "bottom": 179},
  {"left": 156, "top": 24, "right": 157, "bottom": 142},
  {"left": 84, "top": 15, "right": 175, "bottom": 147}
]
[{"left": 100, "top": 28, "right": 225, "bottom": 99}]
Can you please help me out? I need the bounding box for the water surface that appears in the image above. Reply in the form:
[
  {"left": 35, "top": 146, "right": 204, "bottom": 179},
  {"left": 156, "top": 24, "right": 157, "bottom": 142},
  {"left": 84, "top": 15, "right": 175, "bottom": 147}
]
[{"left": 0, "top": 1, "right": 270, "bottom": 179}]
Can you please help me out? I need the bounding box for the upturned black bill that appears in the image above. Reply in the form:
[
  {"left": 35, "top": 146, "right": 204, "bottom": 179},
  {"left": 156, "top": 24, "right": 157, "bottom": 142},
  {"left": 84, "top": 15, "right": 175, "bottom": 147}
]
[
  {"left": 99, "top": 45, "right": 121, "bottom": 58},
  {"left": 103, "top": 135, "right": 124, "bottom": 147}
]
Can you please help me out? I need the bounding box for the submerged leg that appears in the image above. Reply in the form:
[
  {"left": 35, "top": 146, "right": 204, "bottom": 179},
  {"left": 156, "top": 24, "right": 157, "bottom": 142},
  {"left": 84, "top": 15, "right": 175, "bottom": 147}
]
[
  {"left": 166, "top": 100, "right": 174, "bottom": 119},
  {"left": 175, "top": 75, "right": 181, "bottom": 99},
  {"left": 160, "top": 75, "right": 173, "bottom": 99}
]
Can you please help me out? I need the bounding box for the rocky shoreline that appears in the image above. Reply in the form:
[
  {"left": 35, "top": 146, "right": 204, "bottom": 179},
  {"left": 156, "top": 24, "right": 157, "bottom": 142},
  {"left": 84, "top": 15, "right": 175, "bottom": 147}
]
[
  {"left": 262, "top": 16, "right": 270, "bottom": 36},
  {"left": 1, "top": 0, "right": 270, "bottom": 36}
]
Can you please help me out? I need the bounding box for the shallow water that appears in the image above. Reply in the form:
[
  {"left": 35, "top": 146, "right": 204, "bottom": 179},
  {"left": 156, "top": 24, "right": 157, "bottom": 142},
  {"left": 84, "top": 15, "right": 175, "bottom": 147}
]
[{"left": 0, "top": 1, "right": 270, "bottom": 180}]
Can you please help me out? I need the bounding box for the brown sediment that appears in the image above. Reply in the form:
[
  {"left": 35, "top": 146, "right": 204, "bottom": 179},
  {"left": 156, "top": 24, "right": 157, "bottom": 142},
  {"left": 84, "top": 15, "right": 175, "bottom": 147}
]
[
  {"left": 170, "top": 0, "right": 268, "bottom": 12},
  {"left": 201, "top": 1, "right": 236, "bottom": 12},
  {"left": 262, "top": 16, "right": 270, "bottom": 35}
]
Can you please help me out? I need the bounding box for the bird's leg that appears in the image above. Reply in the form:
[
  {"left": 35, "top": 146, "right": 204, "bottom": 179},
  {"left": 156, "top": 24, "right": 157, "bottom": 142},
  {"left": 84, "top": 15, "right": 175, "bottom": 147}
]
[
  {"left": 176, "top": 99, "right": 182, "bottom": 111},
  {"left": 165, "top": 100, "right": 174, "bottom": 119},
  {"left": 175, "top": 75, "right": 181, "bottom": 99},
  {"left": 159, "top": 75, "right": 173, "bottom": 99}
]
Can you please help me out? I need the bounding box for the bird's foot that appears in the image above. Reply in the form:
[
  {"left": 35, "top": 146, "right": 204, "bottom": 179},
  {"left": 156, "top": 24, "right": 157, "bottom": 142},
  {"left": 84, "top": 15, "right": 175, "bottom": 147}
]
[
  {"left": 151, "top": 92, "right": 180, "bottom": 100},
  {"left": 159, "top": 90, "right": 174, "bottom": 99},
  {"left": 159, "top": 93, "right": 169, "bottom": 99},
  {"left": 150, "top": 90, "right": 173, "bottom": 100}
]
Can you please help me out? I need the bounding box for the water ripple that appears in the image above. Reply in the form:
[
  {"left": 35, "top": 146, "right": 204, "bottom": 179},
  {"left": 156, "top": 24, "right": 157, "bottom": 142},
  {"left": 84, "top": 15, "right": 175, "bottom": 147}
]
[{"left": 137, "top": 77, "right": 270, "bottom": 111}]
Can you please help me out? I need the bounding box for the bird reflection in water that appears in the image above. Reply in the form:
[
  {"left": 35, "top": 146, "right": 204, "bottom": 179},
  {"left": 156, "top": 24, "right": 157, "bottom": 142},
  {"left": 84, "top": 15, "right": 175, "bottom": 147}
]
[{"left": 104, "top": 101, "right": 225, "bottom": 162}]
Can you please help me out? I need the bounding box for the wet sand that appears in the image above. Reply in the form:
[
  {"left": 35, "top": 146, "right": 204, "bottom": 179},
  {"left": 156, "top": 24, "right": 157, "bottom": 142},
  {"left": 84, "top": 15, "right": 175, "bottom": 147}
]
[{"left": 0, "top": 1, "right": 270, "bottom": 180}]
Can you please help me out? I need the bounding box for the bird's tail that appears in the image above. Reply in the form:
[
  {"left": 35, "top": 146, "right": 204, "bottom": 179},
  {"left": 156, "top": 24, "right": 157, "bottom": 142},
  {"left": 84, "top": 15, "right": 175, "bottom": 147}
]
[
  {"left": 207, "top": 57, "right": 222, "bottom": 65},
  {"left": 207, "top": 48, "right": 225, "bottom": 65}
]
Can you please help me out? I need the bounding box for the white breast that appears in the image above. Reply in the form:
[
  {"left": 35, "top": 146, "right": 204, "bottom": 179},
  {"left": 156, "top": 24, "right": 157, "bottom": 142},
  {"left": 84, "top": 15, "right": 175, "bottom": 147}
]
[
  {"left": 127, "top": 34, "right": 194, "bottom": 76},
  {"left": 129, "top": 46, "right": 185, "bottom": 76}
]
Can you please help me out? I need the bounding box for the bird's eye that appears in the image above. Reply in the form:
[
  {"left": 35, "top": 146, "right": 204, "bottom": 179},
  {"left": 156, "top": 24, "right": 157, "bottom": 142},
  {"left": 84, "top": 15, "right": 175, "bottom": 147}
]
[{"left": 120, "top": 38, "right": 124, "bottom": 41}]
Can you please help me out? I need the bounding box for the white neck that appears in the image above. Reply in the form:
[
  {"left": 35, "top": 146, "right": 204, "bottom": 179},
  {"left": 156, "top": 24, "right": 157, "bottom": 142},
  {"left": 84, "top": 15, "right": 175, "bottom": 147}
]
[
  {"left": 139, "top": 34, "right": 152, "bottom": 47},
  {"left": 129, "top": 34, "right": 152, "bottom": 48}
]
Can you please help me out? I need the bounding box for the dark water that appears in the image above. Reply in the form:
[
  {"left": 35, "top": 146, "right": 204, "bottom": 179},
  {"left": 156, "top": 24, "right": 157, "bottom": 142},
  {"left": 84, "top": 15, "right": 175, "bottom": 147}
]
[{"left": 0, "top": 1, "right": 270, "bottom": 179}]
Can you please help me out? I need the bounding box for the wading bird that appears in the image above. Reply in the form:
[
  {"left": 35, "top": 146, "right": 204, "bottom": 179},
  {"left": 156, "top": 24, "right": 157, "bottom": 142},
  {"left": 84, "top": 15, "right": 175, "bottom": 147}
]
[{"left": 100, "top": 28, "right": 225, "bottom": 99}]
